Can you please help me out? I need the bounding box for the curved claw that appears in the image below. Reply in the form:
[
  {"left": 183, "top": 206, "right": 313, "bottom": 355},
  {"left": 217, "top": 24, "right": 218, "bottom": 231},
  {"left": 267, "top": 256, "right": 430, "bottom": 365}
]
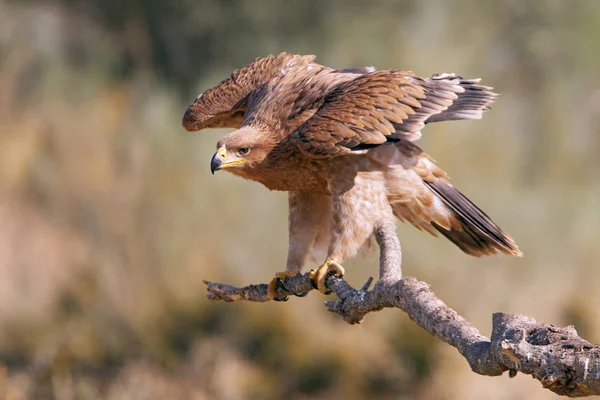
[
  {"left": 273, "top": 280, "right": 290, "bottom": 300},
  {"left": 276, "top": 277, "right": 289, "bottom": 291},
  {"left": 278, "top": 275, "right": 310, "bottom": 297},
  {"left": 273, "top": 276, "right": 310, "bottom": 297},
  {"left": 309, "top": 259, "right": 345, "bottom": 294},
  {"left": 268, "top": 271, "right": 300, "bottom": 301}
]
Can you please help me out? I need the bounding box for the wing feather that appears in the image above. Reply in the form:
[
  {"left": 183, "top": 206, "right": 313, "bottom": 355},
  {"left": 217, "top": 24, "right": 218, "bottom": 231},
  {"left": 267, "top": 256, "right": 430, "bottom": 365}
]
[
  {"left": 182, "top": 53, "right": 316, "bottom": 131},
  {"left": 293, "top": 71, "right": 498, "bottom": 157}
]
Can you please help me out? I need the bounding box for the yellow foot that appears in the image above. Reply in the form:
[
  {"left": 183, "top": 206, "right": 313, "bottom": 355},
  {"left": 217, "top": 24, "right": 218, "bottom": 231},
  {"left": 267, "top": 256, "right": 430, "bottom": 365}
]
[
  {"left": 268, "top": 271, "right": 301, "bottom": 301},
  {"left": 309, "top": 259, "right": 345, "bottom": 294}
]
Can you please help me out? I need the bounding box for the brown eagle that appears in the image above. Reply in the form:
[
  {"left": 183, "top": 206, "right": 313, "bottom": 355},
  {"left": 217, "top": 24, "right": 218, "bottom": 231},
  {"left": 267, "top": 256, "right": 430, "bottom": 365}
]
[{"left": 182, "top": 53, "right": 521, "bottom": 300}]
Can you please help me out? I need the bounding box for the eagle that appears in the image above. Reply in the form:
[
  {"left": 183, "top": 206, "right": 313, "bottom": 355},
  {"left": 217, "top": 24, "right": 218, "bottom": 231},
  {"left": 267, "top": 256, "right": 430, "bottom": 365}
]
[{"left": 182, "top": 53, "right": 521, "bottom": 301}]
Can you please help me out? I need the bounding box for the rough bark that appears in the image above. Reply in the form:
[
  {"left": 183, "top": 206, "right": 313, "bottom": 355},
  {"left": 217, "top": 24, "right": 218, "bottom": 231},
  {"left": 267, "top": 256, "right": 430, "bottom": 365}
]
[{"left": 204, "top": 273, "right": 600, "bottom": 397}]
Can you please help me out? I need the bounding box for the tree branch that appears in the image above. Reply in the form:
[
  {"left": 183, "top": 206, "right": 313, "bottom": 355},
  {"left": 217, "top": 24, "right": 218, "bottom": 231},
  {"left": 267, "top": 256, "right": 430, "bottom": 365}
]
[{"left": 204, "top": 273, "right": 600, "bottom": 397}]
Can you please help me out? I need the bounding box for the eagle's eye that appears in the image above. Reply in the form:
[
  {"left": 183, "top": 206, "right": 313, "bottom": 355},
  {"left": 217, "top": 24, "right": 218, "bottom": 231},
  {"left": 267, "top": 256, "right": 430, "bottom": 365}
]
[{"left": 238, "top": 147, "right": 250, "bottom": 156}]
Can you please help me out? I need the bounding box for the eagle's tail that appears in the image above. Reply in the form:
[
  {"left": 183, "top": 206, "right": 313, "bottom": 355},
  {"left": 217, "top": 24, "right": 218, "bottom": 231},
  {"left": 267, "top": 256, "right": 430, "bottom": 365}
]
[
  {"left": 423, "top": 73, "right": 498, "bottom": 124},
  {"left": 423, "top": 180, "right": 522, "bottom": 257}
]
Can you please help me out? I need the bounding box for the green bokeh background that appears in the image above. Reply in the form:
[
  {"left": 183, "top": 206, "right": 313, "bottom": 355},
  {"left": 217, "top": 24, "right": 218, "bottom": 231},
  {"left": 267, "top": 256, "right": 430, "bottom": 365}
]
[{"left": 1, "top": 1, "right": 599, "bottom": 398}]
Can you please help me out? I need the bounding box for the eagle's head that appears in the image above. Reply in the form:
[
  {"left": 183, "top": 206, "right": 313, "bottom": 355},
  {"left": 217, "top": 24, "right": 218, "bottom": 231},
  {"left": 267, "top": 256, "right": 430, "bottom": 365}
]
[{"left": 210, "top": 126, "right": 278, "bottom": 178}]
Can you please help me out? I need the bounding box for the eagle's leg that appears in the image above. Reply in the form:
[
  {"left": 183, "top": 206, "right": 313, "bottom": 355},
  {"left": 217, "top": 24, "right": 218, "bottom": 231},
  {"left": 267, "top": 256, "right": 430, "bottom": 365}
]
[
  {"left": 267, "top": 192, "right": 331, "bottom": 301},
  {"left": 309, "top": 171, "right": 395, "bottom": 294},
  {"left": 374, "top": 219, "right": 402, "bottom": 284}
]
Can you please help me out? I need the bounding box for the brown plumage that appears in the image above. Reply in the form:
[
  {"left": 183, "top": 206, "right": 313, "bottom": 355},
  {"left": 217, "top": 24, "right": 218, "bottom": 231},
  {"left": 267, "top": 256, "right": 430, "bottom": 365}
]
[
  {"left": 182, "top": 53, "right": 314, "bottom": 130},
  {"left": 183, "top": 53, "right": 521, "bottom": 298}
]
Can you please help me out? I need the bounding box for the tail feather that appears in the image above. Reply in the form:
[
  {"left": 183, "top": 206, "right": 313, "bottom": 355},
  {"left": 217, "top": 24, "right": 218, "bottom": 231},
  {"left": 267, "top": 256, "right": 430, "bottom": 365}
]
[{"left": 424, "top": 180, "right": 522, "bottom": 257}]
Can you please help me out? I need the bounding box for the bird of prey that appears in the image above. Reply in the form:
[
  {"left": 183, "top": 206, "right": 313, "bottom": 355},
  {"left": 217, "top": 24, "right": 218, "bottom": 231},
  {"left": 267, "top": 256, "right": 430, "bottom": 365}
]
[{"left": 182, "top": 53, "right": 521, "bottom": 300}]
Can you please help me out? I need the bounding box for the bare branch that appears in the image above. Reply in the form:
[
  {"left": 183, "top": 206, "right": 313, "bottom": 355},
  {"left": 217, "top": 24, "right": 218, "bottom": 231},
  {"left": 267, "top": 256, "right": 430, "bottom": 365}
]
[{"left": 205, "top": 273, "right": 600, "bottom": 397}]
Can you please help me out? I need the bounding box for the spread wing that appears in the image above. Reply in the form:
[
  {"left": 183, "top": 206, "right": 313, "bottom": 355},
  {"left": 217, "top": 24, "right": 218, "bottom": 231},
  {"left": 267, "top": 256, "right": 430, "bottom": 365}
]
[
  {"left": 182, "top": 53, "right": 316, "bottom": 131},
  {"left": 293, "top": 71, "right": 497, "bottom": 157}
]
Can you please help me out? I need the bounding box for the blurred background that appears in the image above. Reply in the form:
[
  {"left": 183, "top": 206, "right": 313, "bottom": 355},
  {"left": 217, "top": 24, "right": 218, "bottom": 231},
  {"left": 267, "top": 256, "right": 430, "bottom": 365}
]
[{"left": 1, "top": 0, "right": 599, "bottom": 398}]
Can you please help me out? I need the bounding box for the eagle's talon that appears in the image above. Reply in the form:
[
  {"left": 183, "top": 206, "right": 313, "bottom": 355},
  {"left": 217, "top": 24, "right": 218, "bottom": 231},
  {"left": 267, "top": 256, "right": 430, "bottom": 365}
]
[
  {"left": 276, "top": 277, "right": 289, "bottom": 292},
  {"left": 268, "top": 271, "right": 300, "bottom": 301},
  {"left": 309, "top": 259, "right": 345, "bottom": 294},
  {"left": 310, "top": 278, "right": 319, "bottom": 290},
  {"left": 277, "top": 276, "right": 309, "bottom": 297}
]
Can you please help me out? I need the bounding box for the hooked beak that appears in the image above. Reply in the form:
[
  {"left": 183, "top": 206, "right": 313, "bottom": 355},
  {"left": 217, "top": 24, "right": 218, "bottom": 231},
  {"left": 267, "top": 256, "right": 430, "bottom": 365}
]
[{"left": 210, "top": 146, "right": 245, "bottom": 174}]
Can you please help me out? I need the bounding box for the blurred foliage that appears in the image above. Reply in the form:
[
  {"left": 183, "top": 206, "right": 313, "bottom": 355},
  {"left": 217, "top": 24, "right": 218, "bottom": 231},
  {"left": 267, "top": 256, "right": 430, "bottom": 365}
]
[{"left": 0, "top": 0, "right": 599, "bottom": 399}]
